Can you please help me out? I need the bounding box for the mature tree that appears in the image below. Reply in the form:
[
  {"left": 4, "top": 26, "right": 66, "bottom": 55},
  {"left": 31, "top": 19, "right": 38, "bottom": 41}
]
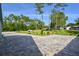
[
  {"left": 67, "top": 23, "right": 75, "bottom": 27},
  {"left": 58, "top": 12, "right": 68, "bottom": 29},
  {"left": 20, "top": 15, "right": 29, "bottom": 30},
  {"left": 3, "top": 17, "right": 7, "bottom": 26},
  {"left": 46, "top": 3, "right": 68, "bottom": 30},
  {"left": 13, "top": 15, "right": 19, "bottom": 30},
  {"left": 3, "top": 17, "right": 8, "bottom": 31},
  {"left": 8, "top": 14, "right": 15, "bottom": 23},
  {"left": 35, "top": 3, "right": 44, "bottom": 34},
  {"left": 49, "top": 3, "right": 68, "bottom": 30},
  {"left": 75, "top": 18, "right": 79, "bottom": 25},
  {"left": 3, "top": 14, "right": 31, "bottom": 31},
  {"left": 28, "top": 20, "right": 36, "bottom": 30},
  {"left": 37, "top": 19, "right": 45, "bottom": 29},
  {"left": 47, "top": 3, "right": 53, "bottom": 30},
  {"left": 35, "top": 3, "right": 44, "bottom": 18},
  {"left": 50, "top": 10, "right": 68, "bottom": 30},
  {"left": 35, "top": 3, "right": 44, "bottom": 25}
]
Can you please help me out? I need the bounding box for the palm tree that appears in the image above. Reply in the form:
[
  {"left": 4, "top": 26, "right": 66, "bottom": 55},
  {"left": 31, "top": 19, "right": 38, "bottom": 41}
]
[
  {"left": 35, "top": 3, "right": 44, "bottom": 34},
  {"left": 8, "top": 13, "right": 14, "bottom": 23},
  {"left": 35, "top": 3, "right": 44, "bottom": 22}
]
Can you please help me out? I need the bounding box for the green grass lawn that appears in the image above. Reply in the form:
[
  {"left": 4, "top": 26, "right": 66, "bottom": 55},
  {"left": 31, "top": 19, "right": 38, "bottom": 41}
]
[{"left": 17, "top": 30, "right": 79, "bottom": 36}]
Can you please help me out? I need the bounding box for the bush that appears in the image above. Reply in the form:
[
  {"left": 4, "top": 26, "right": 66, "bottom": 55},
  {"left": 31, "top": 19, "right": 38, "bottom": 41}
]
[
  {"left": 17, "top": 30, "right": 79, "bottom": 36},
  {"left": 66, "top": 30, "right": 79, "bottom": 35},
  {"left": 77, "top": 34, "right": 79, "bottom": 36},
  {"left": 51, "top": 30, "right": 74, "bottom": 35}
]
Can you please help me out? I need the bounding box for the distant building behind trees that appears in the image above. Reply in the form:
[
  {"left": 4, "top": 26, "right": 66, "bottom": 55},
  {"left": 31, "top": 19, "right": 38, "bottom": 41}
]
[{"left": 66, "top": 17, "right": 79, "bottom": 30}]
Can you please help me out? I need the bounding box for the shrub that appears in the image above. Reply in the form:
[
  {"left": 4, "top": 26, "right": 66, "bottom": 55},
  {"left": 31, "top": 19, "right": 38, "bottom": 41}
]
[
  {"left": 66, "top": 30, "right": 79, "bottom": 35},
  {"left": 17, "top": 30, "right": 79, "bottom": 36},
  {"left": 47, "top": 31, "right": 50, "bottom": 35}
]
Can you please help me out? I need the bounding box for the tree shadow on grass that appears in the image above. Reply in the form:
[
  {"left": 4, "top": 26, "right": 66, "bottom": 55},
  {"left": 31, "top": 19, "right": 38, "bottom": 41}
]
[
  {"left": 54, "top": 36, "right": 79, "bottom": 56},
  {"left": 0, "top": 35, "right": 42, "bottom": 56}
]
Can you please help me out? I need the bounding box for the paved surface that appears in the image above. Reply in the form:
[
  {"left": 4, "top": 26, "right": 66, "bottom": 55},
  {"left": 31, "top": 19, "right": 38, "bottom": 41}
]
[{"left": 0, "top": 32, "right": 79, "bottom": 56}]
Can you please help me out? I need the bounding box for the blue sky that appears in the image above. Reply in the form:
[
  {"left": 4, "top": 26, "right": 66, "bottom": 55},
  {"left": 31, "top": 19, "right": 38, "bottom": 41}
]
[{"left": 2, "top": 3, "right": 79, "bottom": 25}]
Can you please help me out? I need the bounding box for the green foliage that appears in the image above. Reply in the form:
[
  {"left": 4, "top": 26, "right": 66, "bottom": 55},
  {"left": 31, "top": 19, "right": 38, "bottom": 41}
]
[
  {"left": 18, "top": 30, "right": 79, "bottom": 36},
  {"left": 3, "top": 14, "right": 44, "bottom": 31},
  {"left": 35, "top": 3, "right": 45, "bottom": 34},
  {"left": 52, "top": 30, "right": 79, "bottom": 36},
  {"left": 28, "top": 20, "right": 36, "bottom": 30},
  {"left": 50, "top": 11, "right": 68, "bottom": 30},
  {"left": 35, "top": 3, "right": 44, "bottom": 14},
  {"left": 66, "top": 18, "right": 79, "bottom": 29},
  {"left": 48, "top": 3, "right": 68, "bottom": 30},
  {"left": 67, "top": 23, "right": 75, "bottom": 27},
  {"left": 3, "top": 14, "right": 45, "bottom": 31},
  {"left": 52, "top": 30, "right": 70, "bottom": 35},
  {"left": 66, "top": 30, "right": 79, "bottom": 35},
  {"left": 75, "top": 18, "right": 79, "bottom": 25}
]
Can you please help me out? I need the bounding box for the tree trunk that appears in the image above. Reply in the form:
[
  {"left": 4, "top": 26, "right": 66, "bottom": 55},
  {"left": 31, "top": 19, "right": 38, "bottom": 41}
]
[
  {"left": 41, "top": 14, "right": 44, "bottom": 28},
  {"left": 0, "top": 3, "right": 3, "bottom": 39},
  {"left": 41, "top": 14, "right": 43, "bottom": 34}
]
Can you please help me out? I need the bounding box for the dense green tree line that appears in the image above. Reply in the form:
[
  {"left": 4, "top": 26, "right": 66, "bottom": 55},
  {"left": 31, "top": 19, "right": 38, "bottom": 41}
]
[
  {"left": 0, "top": 3, "right": 79, "bottom": 37},
  {"left": 2, "top": 3, "right": 69, "bottom": 31},
  {"left": 3, "top": 14, "right": 45, "bottom": 31},
  {"left": 67, "top": 18, "right": 79, "bottom": 27},
  {"left": 2, "top": 3, "right": 76, "bottom": 32}
]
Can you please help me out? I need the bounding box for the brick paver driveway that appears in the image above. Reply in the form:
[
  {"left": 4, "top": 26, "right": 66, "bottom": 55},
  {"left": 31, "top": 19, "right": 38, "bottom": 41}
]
[{"left": 0, "top": 32, "right": 79, "bottom": 56}]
